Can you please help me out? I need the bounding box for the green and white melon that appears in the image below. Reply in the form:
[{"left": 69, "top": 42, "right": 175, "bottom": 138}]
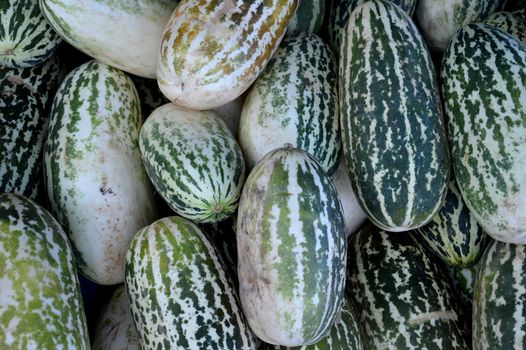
[
  {"left": 413, "top": 179, "right": 486, "bottom": 267},
  {"left": 157, "top": 0, "right": 298, "bottom": 109},
  {"left": 415, "top": 0, "right": 503, "bottom": 52},
  {"left": 441, "top": 23, "right": 526, "bottom": 244},
  {"left": 44, "top": 60, "right": 158, "bottom": 285},
  {"left": 286, "top": 0, "right": 325, "bottom": 36},
  {"left": 40, "top": 0, "right": 178, "bottom": 78},
  {"left": 340, "top": 0, "right": 450, "bottom": 232},
  {"left": 347, "top": 224, "right": 470, "bottom": 349},
  {"left": 139, "top": 103, "right": 245, "bottom": 223},
  {"left": 333, "top": 159, "right": 367, "bottom": 237},
  {"left": 327, "top": 0, "right": 416, "bottom": 53},
  {"left": 0, "top": 193, "right": 89, "bottom": 349},
  {"left": 125, "top": 216, "right": 257, "bottom": 350},
  {"left": 0, "top": 0, "right": 62, "bottom": 68},
  {"left": 265, "top": 298, "right": 365, "bottom": 350},
  {"left": 240, "top": 33, "right": 340, "bottom": 177},
  {"left": 473, "top": 238, "right": 526, "bottom": 349},
  {"left": 92, "top": 285, "right": 140, "bottom": 350},
  {"left": 237, "top": 146, "right": 347, "bottom": 346},
  {"left": 0, "top": 54, "right": 64, "bottom": 200},
  {"left": 484, "top": 10, "right": 526, "bottom": 44}
]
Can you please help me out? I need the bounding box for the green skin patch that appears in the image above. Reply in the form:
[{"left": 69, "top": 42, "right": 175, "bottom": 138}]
[
  {"left": 413, "top": 179, "right": 486, "bottom": 268},
  {"left": 347, "top": 224, "right": 470, "bottom": 349},
  {"left": 0, "top": 55, "right": 62, "bottom": 201},
  {"left": 0, "top": 193, "right": 89, "bottom": 349},
  {"left": 473, "top": 240, "right": 526, "bottom": 349}
]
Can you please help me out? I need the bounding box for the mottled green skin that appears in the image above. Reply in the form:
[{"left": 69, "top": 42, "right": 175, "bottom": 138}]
[
  {"left": 0, "top": 193, "right": 89, "bottom": 349},
  {"left": 485, "top": 11, "right": 526, "bottom": 44},
  {"left": 340, "top": 0, "right": 450, "bottom": 231},
  {"left": 237, "top": 147, "right": 346, "bottom": 346},
  {"left": 266, "top": 298, "right": 364, "bottom": 350},
  {"left": 130, "top": 75, "right": 168, "bottom": 119},
  {"left": 327, "top": 0, "right": 416, "bottom": 53},
  {"left": 441, "top": 23, "right": 526, "bottom": 243},
  {"left": 286, "top": 0, "right": 325, "bottom": 36},
  {"left": 240, "top": 33, "right": 340, "bottom": 177},
  {"left": 413, "top": 179, "right": 486, "bottom": 267},
  {"left": 0, "top": 55, "right": 63, "bottom": 200},
  {"left": 0, "top": 0, "right": 62, "bottom": 68},
  {"left": 140, "top": 103, "right": 246, "bottom": 223},
  {"left": 44, "top": 59, "right": 157, "bottom": 284},
  {"left": 125, "top": 216, "right": 256, "bottom": 350},
  {"left": 347, "top": 224, "right": 470, "bottom": 349},
  {"left": 473, "top": 239, "right": 526, "bottom": 349}
]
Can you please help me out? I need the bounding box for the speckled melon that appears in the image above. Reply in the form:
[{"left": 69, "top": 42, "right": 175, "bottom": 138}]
[
  {"left": 125, "top": 216, "right": 257, "bottom": 349},
  {"left": 0, "top": 0, "right": 62, "bottom": 68},
  {"left": 44, "top": 60, "right": 158, "bottom": 285},
  {"left": 157, "top": 0, "right": 298, "bottom": 109},
  {"left": 40, "top": 0, "right": 178, "bottom": 78},
  {"left": 0, "top": 193, "right": 89, "bottom": 349},
  {"left": 139, "top": 103, "right": 245, "bottom": 223}
]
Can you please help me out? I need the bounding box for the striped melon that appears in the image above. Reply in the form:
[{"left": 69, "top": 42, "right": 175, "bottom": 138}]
[
  {"left": 415, "top": 0, "right": 503, "bottom": 52},
  {"left": 441, "top": 23, "right": 526, "bottom": 244},
  {"left": 237, "top": 146, "right": 347, "bottom": 346},
  {"left": 340, "top": 0, "right": 450, "bottom": 232},
  {"left": 484, "top": 10, "right": 526, "bottom": 44},
  {"left": 0, "top": 0, "right": 62, "bottom": 68},
  {"left": 286, "top": 0, "right": 325, "bottom": 36},
  {"left": 240, "top": 33, "right": 340, "bottom": 177},
  {"left": 44, "top": 60, "right": 158, "bottom": 285},
  {"left": 333, "top": 159, "right": 367, "bottom": 237},
  {"left": 347, "top": 224, "right": 470, "bottom": 349},
  {"left": 327, "top": 0, "right": 416, "bottom": 53},
  {"left": 413, "top": 179, "right": 487, "bottom": 267},
  {"left": 157, "top": 0, "right": 298, "bottom": 109},
  {"left": 265, "top": 298, "right": 364, "bottom": 350},
  {"left": 0, "top": 193, "right": 89, "bottom": 349},
  {"left": 473, "top": 238, "right": 526, "bottom": 349},
  {"left": 40, "top": 0, "right": 178, "bottom": 78},
  {"left": 0, "top": 54, "right": 63, "bottom": 200},
  {"left": 139, "top": 103, "right": 245, "bottom": 223},
  {"left": 92, "top": 285, "right": 140, "bottom": 350},
  {"left": 125, "top": 216, "right": 257, "bottom": 350}
]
